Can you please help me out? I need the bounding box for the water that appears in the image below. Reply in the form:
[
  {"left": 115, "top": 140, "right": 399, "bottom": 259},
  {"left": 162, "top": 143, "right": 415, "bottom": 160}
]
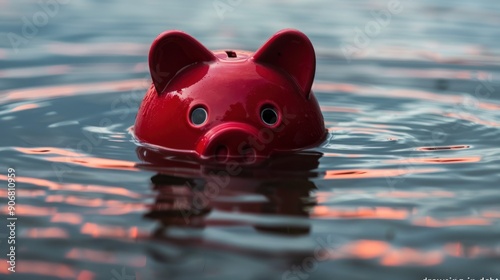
[{"left": 1, "top": 0, "right": 500, "bottom": 279}]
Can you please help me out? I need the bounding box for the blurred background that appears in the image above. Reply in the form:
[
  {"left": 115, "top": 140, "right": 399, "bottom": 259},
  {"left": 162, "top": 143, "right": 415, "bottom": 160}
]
[{"left": 1, "top": 0, "right": 500, "bottom": 279}]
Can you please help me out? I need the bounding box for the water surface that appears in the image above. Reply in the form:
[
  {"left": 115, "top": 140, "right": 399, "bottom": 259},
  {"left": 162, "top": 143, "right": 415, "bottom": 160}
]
[{"left": 1, "top": 0, "right": 500, "bottom": 279}]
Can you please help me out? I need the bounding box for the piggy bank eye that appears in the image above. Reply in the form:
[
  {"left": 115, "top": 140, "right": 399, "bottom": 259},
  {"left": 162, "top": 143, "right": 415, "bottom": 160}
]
[
  {"left": 260, "top": 105, "right": 278, "bottom": 126},
  {"left": 190, "top": 106, "right": 208, "bottom": 126}
]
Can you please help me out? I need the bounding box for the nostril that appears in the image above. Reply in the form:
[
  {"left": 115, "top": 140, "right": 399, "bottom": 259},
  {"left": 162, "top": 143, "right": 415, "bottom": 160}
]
[
  {"left": 215, "top": 145, "right": 229, "bottom": 162},
  {"left": 239, "top": 145, "right": 257, "bottom": 163}
]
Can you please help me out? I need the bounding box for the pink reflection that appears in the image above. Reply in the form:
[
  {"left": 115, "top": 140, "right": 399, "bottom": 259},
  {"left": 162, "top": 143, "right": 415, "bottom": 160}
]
[
  {"left": 66, "top": 248, "right": 146, "bottom": 267},
  {"left": 340, "top": 240, "right": 390, "bottom": 259},
  {"left": 380, "top": 248, "right": 443, "bottom": 266},
  {"left": 46, "top": 195, "right": 104, "bottom": 207},
  {"left": 413, "top": 216, "right": 491, "bottom": 227},
  {"left": 444, "top": 242, "right": 500, "bottom": 258},
  {"left": 3, "top": 79, "right": 145, "bottom": 102},
  {"left": 9, "top": 103, "right": 39, "bottom": 113},
  {"left": 0, "top": 260, "right": 76, "bottom": 278},
  {"left": 385, "top": 156, "right": 481, "bottom": 164},
  {"left": 0, "top": 175, "right": 141, "bottom": 198},
  {"left": 312, "top": 206, "right": 409, "bottom": 220},
  {"left": 15, "top": 147, "right": 83, "bottom": 157},
  {"left": 0, "top": 65, "right": 70, "bottom": 78},
  {"left": 44, "top": 156, "right": 138, "bottom": 171},
  {"left": 445, "top": 112, "right": 500, "bottom": 127},
  {"left": 97, "top": 203, "right": 146, "bottom": 215},
  {"left": 25, "top": 227, "right": 69, "bottom": 238},
  {"left": 0, "top": 189, "right": 45, "bottom": 198},
  {"left": 45, "top": 195, "right": 145, "bottom": 214},
  {"left": 76, "top": 270, "right": 95, "bottom": 280},
  {"left": 330, "top": 240, "right": 444, "bottom": 266},
  {"left": 0, "top": 205, "right": 55, "bottom": 216},
  {"left": 66, "top": 248, "right": 117, "bottom": 264},
  {"left": 482, "top": 210, "right": 500, "bottom": 218},
  {"left": 81, "top": 223, "right": 142, "bottom": 239},
  {"left": 376, "top": 190, "right": 455, "bottom": 198},
  {"left": 51, "top": 213, "right": 83, "bottom": 225},
  {"left": 383, "top": 68, "right": 476, "bottom": 80},
  {"left": 0, "top": 175, "right": 59, "bottom": 190},
  {"left": 69, "top": 184, "right": 141, "bottom": 198}
]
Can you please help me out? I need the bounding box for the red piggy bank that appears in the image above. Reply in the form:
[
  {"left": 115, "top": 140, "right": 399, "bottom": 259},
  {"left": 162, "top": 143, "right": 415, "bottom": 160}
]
[{"left": 134, "top": 29, "right": 326, "bottom": 164}]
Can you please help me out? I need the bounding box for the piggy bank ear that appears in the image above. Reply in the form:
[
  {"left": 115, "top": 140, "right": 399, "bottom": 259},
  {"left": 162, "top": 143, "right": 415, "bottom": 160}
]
[
  {"left": 253, "top": 29, "right": 316, "bottom": 98},
  {"left": 149, "top": 31, "right": 216, "bottom": 93}
]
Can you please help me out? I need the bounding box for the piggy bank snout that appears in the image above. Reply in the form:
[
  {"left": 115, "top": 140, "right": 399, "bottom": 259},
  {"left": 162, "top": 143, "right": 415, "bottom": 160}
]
[{"left": 196, "top": 122, "right": 271, "bottom": 163}]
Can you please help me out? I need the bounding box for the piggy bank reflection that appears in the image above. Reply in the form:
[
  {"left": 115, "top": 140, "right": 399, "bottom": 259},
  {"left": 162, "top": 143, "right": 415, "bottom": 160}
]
[{"left": 137, "top": 147, "right": 321, "bottom": 236}]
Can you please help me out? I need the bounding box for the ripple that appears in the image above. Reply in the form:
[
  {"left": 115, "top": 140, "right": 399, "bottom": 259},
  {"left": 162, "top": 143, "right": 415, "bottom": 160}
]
[
  {"left": 0, "top": 65, "right": 71, "bottom": 78},
  {"left": 0, "top": 79, "right": 146, "bottom": 102},
  {"left": 385, "top": 156, "right": 481, "bottom": 164},
  {"left": 416, "top": 145, "right": 471, "bottom": 151},
  {"left": 324, "top": 168, "right": 441, "bottom": 179},
  {"left": 13, "top": 146, "right": 138, "bottom": 171},
  {"left": 413, "top": 216, "right": 492, "bottom": 227},
  {"left": 0, "top": 260, "right": 79, "bottom": 278},
  {"left": 80, "top": 223, "right": 144, "bottom": 240},
  {"left": 48, "top": 120, "right": 80, "bottom": 128},
  {"left": 312, "top": 206, "right": 409, "bottom": 220},
  {"left": 0, "top": 174, "right": 142, "bottom": 198},
  {"left": 23, "top": 227, "right": 69, "bottom": 239},
  {"left": 46, "top": 42, "right": 148, "bottom": 56},
  {"left": 66, "top": 248, "right": 147, "bottom": 267},
  {"left": 45, "top": 156, "right": 138, "bottom": 171},
  {"left": 14, "top": 146, "right": 83, "bottom": 156},
  {"left": 314, "top": 81, "right": 500, "bottom": 111},
  {"left": 3, "top": 103, "right": 40, "bottom": 113}
]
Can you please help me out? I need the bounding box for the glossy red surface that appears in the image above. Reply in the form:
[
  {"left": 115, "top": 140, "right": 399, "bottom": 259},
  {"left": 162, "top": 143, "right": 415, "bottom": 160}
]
[{"left": 134, "top": 29, "right": 326, "bottom": 163}]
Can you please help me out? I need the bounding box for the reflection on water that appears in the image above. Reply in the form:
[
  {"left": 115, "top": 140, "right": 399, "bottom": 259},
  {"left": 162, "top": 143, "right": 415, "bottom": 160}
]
[
  {"left": 142, "top": 150, "right": 321, "bottom": 237},
  {"left": 1, "top": 0, "right": 500, "bottom": 279}
]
